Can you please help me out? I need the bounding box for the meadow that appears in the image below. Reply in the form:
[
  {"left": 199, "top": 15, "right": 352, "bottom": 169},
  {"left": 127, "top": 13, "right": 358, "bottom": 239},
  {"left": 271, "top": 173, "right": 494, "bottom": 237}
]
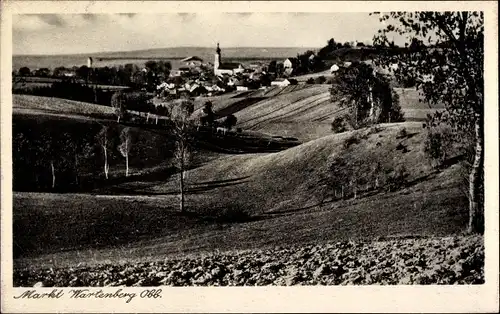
[{"left": 11, "top": 73, "right": 477, "bottom": 287}]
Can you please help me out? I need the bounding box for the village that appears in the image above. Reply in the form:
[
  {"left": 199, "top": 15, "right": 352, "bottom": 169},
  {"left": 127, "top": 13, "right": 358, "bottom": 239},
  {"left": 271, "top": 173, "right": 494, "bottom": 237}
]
[{"left": 153, "top": 43, "right": 355, "bottom": 99}]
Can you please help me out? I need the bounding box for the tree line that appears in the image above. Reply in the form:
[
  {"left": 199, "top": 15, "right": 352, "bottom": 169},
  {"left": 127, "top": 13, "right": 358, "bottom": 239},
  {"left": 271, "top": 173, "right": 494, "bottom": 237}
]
[
  {"left": 13, "top": 117, "right": 172, "bottom": 192},
  {"left": 15, "top": 60, "right": 172, "bottom": 91}
]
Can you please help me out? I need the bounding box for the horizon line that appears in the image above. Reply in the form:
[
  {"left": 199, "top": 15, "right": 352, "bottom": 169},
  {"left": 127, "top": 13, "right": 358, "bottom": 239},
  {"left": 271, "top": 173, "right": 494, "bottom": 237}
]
[{"left": 14, "top": 45, "right": 322, "bottom": 57}]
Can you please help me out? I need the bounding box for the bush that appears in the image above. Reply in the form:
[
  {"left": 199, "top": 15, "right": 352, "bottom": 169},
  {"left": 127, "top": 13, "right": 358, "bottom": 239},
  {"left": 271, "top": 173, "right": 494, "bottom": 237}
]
[
  {"left": 314, "top": 76, "right": 326, "bottom": 84},
  {"left": 423, "top": 124, "right": 454, "bottom": 168},
  {"left": 306, "top": 78, "right": 315, "bottom": 84},
  {"left": 331, "top": 116, "right": 348, "bottom": 133},
  {"left": 397, "top": 127, "right": 408, "bottom": 138},
  {"left": 386, "top": 164, "right": 409, "bottom": 191},
  {"left": 343, "top": 134, "right": 360, "bottom": 149}
]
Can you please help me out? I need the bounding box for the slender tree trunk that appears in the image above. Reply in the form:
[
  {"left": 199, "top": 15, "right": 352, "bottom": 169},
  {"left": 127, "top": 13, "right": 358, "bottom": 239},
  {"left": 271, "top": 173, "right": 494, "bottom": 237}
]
[
  {"left": 74, "top": 153, "right": 79, "bottom": 185},
  {"left": 354, "top": 105, "right": 358, "bottom": 129},
  {"left": 156, "top": 116, "right": 158, "bottom": 125},
  {"left": 103, "top": 145, "right": 109, "bottom": 179},
  {"left": 179, "top": 155, "right": 185, "bottom": 213},
  {"left": 468, "top": 116, "right": 484, "bottom": 233},
  {"left": 368, "top": 85, "right": 375, "bottom": 122},
  {"left": 117, "top": 115, "right": 121, "bottom": 123},
  {"left": 50, "top": 161, "right": 55, "bottom": 189},
  {"left": 125, "top": 154, "right": 129, "bottom": 177}
]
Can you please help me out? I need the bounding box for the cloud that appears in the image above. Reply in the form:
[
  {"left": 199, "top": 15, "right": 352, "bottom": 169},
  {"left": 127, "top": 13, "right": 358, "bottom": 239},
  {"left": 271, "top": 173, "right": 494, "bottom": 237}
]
[
  {"left": 118, "top": 13, "right": 136, "bottom": 18},
  {"left": 234, "top": 13, "right": 253, "bottom": 18},
  {"left": 81, "top": 14, "right": 97, "bottom": 21},
  {"left": 37, "top": 14, "right": 66, "bottom": 27},
  {"left": 177, "top": 13, "right": 196, "bottom": 22}
]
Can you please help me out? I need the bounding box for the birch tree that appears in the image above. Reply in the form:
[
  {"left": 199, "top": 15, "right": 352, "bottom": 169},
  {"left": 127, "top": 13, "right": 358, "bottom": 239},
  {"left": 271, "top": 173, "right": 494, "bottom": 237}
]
[
  {"left": 169, "top": 99, "right": 195, "bottom": 213},
  {"left": 97, "top": 126, "right": 111, "bottom": 179},
  {"left": 111, "top": 91, "right": 127, "bottom": 123},
  {"left": 118, "top": 127, "right": 132, "bottom": 177},
  {"left": 373, "top": 12, "right": 484, "bottom": 233}
]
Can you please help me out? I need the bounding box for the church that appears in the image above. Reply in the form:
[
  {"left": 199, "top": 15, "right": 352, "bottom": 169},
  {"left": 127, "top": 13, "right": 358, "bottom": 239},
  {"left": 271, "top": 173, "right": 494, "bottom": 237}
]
[{"left": 213, "top": 43, "right": 245, "bottom": 76}]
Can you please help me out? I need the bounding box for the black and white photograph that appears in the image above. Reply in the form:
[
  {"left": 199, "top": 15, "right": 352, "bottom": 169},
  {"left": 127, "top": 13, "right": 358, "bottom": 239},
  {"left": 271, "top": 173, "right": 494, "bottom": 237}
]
[{"left": 1, "top": 1, "right": 498, "bottom": 312}]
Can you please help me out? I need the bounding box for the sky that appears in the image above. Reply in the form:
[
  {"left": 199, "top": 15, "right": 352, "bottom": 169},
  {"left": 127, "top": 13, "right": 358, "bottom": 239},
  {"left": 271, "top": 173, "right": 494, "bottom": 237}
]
[{"left": 13, "top": 13, "right": 396, "bottom": 55}]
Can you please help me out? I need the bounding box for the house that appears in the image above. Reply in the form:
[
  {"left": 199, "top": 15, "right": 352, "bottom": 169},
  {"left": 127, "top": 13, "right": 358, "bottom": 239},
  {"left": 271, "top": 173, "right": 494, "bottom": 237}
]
[
  {"left": 189, "top": 84, "right": 207, "bottom": 96},
  {"left": 330, "top": 64, "right": 340, "bottom": 73},
  {"left": 236, "top": 86, "right": 249, "bottom": 91},
  {"left": 181, "top": 56, "right": 203, "bottom": 67},
  {"left": 270, "top": 78, "right": 297, "bottom": 87},
  {"left": 343, "top": 61, "right": 352, "bottom": 68},
  {"left": 213, "top": 43, "right": 245, "bottom": 76},
  {"left": 284, "top": 58, "right": 298, "bottom": 69}
]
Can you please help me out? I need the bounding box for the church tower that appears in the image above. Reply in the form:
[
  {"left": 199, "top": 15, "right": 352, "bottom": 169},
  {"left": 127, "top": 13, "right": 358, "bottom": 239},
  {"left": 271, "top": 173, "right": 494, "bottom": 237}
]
[{"left": 214, "top": 43, "right": 221, "bottom": 71}]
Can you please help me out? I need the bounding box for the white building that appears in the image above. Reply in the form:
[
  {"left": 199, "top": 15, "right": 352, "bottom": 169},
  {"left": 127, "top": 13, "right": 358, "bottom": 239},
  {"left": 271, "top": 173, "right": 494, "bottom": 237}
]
[
  {"left": 181, "top": 56, "right": 203, "bottom": 67},
  {"left": 284, "top": 58, "right": 298, "bottom": 69},
  {"left": 271, "top": 78, "right": 296, "bottom": 87},
  {"left": 214, "top": 43, "right": 245, "bottom": 76}
]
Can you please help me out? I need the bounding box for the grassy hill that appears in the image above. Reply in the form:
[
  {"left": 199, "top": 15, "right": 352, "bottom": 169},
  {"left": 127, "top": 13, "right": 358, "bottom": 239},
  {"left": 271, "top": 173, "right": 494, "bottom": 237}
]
[
  {"left": 11, "top": 82, "right": 464, "bottom": 273},
  {"left": 193, "top": 86, "right": 443, "bottom": 142},
  {"left": 14, "top": 122, "right": 469, "bottom": 268},
  {"left": 13, "top": 94, "right": 115, "bottom": 118}
]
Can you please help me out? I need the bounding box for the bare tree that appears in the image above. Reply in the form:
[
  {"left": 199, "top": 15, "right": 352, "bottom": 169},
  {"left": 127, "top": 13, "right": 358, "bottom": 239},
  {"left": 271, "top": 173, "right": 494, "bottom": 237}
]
[
  {"left": 111, "top": 92, "right": 127, "bottom": 123},
  {"left": 168, "top": 99, "right": 195, "bottom": 213},
  {"left": 97, "top": 126, "right": 111, "bottom": 179},
  {"left": 118, "top": 127, "right": 132, "bottom": 177}
]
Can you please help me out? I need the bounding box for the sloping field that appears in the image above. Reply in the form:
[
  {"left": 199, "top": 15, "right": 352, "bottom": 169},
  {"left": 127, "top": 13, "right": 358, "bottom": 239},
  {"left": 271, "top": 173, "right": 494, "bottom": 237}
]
[
  {"left": 13, "top": 94, "right": 115, "bottom": 116},
  {"left": 102, "top": 122, "right": 460, "bottom": 224},
  {"left": 146, "top": 123, "right": 438, "bottom": 212},
  {"left": 233, "top": 85, "right": 338, "bottom": 140},
  {"left": 224, "top": 86, "right": 444, "bottom": 141},
  {"left": 14, "top": 123, "right": 469, "bottom": 268}
]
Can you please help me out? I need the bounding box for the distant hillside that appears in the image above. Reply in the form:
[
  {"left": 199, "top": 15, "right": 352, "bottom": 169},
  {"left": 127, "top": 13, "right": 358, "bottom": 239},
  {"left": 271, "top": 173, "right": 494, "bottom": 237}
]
[
  {"left": 13, "top": 47, "right": 318, "bottom": 70},
  {"left": 192, "top": 86, "right": 444, "bottom": 142}
]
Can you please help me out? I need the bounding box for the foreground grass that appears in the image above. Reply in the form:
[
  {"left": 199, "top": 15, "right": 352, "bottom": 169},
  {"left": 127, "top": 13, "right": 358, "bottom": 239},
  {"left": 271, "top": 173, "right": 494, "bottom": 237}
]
[
  {"left": 14, "top": 172, "right": 468, "bottom": 270},
  {"left": 14, "top": 235, "right": 483, "bottom": 286}
]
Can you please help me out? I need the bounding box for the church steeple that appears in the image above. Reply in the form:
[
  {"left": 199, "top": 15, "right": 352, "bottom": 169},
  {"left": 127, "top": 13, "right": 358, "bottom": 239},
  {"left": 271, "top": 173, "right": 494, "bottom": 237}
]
[{"left": 214, "top": 42, "right": 221, "bottom": 71}]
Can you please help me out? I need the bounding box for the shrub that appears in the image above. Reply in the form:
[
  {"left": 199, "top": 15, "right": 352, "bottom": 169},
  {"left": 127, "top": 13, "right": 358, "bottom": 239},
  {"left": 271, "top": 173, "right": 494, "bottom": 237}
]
[
  {"left": 314, "top": 76, "right": 326, "bottom": 84},
  {"left": 423, "top": 124, "right": 454, "bottom": 168},
  {"left": 343, "top": 134, "right": 361, "bottom": 149},
  {"left": 397, "top": 127, "right": 408, "bottom": 138},
  {"left": 306, "top": 78, "right": 315, "bottom": 84},
  {"left": 331, "top": 116, "right": 348, "bottom": 133},
  {"left": 387, "top": 164, "right": 409, "bottom": 191}
]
